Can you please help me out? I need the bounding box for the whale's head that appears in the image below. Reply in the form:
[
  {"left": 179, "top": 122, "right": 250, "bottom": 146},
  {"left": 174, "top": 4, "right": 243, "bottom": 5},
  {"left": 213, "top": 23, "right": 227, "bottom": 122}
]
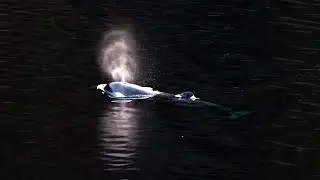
[
  {"left": 97, "top": 84, "right": 111, "bottom": 94},
  {"left": 97, "top": 83, "right": 126, "bottom": 98}
]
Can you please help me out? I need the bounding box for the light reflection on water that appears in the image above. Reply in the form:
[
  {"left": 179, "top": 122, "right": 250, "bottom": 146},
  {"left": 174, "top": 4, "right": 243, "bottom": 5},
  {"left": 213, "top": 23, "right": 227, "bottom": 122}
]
[{"left": 98, "top": 103, "right": 142, "bottom": 171}]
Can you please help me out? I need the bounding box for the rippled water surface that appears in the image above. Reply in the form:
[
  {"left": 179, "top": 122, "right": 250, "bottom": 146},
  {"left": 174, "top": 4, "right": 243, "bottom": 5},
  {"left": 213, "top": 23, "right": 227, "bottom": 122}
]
[{"left": 2, "top": 1, "right": 320, "bottom": 180}]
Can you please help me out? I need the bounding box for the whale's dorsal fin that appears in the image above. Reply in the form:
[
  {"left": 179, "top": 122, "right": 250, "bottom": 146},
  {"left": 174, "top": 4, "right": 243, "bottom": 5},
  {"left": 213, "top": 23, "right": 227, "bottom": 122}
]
[
  {"left": 180, "top": 92, "right": 194, "bottom": 98},
  {"left": 175, "top": 92, "right": 199, "bottom": 101}
]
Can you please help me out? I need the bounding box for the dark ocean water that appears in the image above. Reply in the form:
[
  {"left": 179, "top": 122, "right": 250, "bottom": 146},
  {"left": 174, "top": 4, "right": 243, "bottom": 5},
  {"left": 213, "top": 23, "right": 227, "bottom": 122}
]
[{"left": 2, "top": 1, "right": 320, "bottom": 179}]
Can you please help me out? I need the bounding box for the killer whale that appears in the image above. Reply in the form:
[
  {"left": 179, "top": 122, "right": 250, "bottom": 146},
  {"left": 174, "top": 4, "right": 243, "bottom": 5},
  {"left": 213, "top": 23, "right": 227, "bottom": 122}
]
[{"left": 97, "top": 81, "right": 252, "bottom": 119}]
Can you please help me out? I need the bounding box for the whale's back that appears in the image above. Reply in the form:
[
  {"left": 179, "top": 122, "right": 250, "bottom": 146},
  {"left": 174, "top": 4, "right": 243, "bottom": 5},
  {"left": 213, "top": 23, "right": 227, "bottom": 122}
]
[{"left": 109, "top": 82, "right": 160, "bottom": 96}]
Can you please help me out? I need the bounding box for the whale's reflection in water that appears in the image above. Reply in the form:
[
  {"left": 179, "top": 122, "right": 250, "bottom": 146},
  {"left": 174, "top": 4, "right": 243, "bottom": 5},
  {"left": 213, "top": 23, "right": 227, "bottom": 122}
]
[{"left": 99, "top": 103, "right": 142, "bottom": 171}]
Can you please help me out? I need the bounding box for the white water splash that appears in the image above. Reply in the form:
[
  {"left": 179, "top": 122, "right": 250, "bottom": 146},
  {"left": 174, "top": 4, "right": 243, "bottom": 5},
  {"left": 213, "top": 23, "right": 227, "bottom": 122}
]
[{"left": 98, "top": 30, "right": 137, "bottom": 82}]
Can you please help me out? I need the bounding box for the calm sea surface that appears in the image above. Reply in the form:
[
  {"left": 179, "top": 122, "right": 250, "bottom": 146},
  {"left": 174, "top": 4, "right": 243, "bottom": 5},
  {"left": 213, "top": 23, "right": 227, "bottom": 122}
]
[{"left": 2, "top": 1, "right": 319, "bottom": 179}]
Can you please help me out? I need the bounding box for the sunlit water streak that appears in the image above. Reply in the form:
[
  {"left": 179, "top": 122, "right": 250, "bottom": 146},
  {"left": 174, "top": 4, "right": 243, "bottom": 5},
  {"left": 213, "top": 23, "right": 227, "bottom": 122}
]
[
  {"left": 98, "top": 29, "right": 137, "bottom": 82},
  {"left": 98, "top": 103, "right": 142, "bottom": 170}
]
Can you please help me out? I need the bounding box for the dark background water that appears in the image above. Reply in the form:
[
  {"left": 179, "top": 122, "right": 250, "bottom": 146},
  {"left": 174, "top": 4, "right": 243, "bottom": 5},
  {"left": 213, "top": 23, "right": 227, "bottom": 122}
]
[{"left": 2, "top": 1, "right": 320, "bottom": 179}]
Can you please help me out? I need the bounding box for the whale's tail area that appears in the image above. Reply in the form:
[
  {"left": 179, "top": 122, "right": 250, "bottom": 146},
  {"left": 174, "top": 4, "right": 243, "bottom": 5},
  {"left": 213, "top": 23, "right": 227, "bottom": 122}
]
[{"left": 229, "top": 111, "right": 254, "bottom": 119}]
